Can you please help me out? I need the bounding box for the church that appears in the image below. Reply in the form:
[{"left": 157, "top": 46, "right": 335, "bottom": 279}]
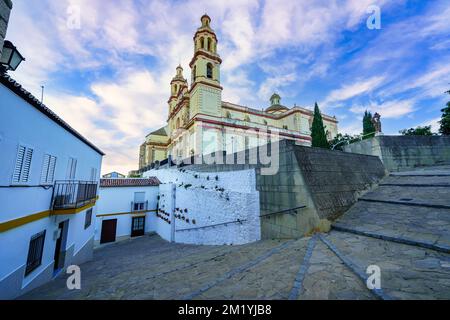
[{"left": 139, "top": 14, "right": 338, "bottom": 169}]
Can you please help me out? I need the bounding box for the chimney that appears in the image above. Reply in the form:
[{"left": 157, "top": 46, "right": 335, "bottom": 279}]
[{"left": 0, "top": 0, "right": 13, "bottom": 56}]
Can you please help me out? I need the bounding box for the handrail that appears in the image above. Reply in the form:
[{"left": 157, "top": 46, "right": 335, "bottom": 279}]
[
  {"left": 331, "top": 131, "right": 377, "bottom": 150},
  {"left": 259, "top": 205, "right": 306, "bottom": 218},
  {"left": 176, "top": 218, "right": 247, "bottom": 232}
]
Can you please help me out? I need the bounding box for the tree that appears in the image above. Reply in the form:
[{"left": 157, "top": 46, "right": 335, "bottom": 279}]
[
  {"left": 362, "top": 110, "right": 376, "bottom": 139},
  {"left": 311, "top": 102, "right": 330, "bottom": 149},
  {"left": 399, "top": 126, "right": 433, "bottom": 136},
  {"left": 439, "top": 90, "right": 450, "bottom": 135}
]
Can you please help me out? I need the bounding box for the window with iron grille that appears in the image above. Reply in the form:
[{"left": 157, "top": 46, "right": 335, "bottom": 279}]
[
  {"left": 84, "top": 208, "right": 93, "bottom": 229},
  {"left": 12, "top": 145, "right": 34, "bottom": 184},
  {"left": 40, "top": 154, "right": 57, "bottom": 185},
  {"left": 25, "top": 230, "right": 46, "bottom": 276}
]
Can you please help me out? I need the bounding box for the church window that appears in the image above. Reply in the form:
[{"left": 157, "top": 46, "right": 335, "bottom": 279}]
[
  {"left": 200, "top": 37, "right": 205, "bottom": 49},
  {"left": 206, "top": 63, "right": 213, "bottom": 79},
  {"left": 207, "top": 38, "right": 211, "bottom": 51}
]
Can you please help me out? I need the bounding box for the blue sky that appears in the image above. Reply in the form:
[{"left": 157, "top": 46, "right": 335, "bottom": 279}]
[{"left": 6, "top": 0, "right": 450, "bottom": 174}]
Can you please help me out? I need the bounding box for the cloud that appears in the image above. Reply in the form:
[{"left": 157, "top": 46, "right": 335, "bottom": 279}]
[
  {"left": 349, "top": 99, "right": 415, "bottom": 119},
  {"left": 4, "top": 0, "right": 449, "bottom": 174},
  {"left": 322, "top": 76, "right": 385, "bottom": 108}
]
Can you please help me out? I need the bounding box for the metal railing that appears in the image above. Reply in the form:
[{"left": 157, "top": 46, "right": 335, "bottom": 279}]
[
  {"left": 331, "top": 131, "right": 377, "bottom": 150},
  {"left": 130, "top": 200, "right": 148, "bottom": 212},
  {"left": 176, "top": 218, "right": 247, "bottom": 232},
  {"left": 51, "top": 180, "right": 98, "bottom": 210},
  {"left": 259, "top": 205, "right": 306, "bottom": 218}
]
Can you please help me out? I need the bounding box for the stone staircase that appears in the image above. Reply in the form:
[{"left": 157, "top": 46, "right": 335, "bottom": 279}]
[{"left": 311, "top": 166, "right": 450, "bottom": 299}]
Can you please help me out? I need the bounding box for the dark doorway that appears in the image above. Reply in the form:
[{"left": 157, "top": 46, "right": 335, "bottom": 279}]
[
  {"left": 131, "top": 216, "right": 145, "bottom": 237},
  {"left": 100, "top": 219, "right": 117, "bottom": 244},
  {"left": 54, "top": 220, "right": 69, "bottom": 272}
]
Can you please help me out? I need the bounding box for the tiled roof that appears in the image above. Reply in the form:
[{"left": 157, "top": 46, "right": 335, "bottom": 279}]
[
  {"left": 100, "top": 178, "right": 160, "bottom": 187},
  {"left": 0, "top": 73, "right": 105, "bottom": 155}
]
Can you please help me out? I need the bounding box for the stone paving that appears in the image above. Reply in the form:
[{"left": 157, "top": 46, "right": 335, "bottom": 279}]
[{"left": 20, "top": 166, "right": 450, "bottom": 300}]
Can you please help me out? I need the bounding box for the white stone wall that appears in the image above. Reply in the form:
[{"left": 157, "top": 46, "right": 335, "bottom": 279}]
[{"left": 144, "top": 168, "right": 261, "bottom": 245}]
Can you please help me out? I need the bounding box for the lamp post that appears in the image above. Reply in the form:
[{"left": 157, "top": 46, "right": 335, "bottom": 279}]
[{"left": 0, "top": 40, "right": 25, "bottom": 73}]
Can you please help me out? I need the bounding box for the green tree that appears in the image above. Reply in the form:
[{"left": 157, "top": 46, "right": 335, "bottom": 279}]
[
  {"left": 399, "top": 126, "right": 433, "bottom": 136},
  {"left": 311, "top": 102, "right": 330, "bottom": 149},
  {"left": 439, "top": 90, "right": 450, "bottom": 135},
  {"left": 362, "top": 110, "right": 376, "bottom": 139}
]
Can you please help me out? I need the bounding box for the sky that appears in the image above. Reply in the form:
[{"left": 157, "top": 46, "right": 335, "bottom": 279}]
[{"left": 5, "top": 0, "right": 450, "bottom": 174}]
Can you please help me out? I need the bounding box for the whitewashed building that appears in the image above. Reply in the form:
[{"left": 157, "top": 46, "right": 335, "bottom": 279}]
[
  {"left": 95, "top": 178, "right": 160, "bottom": 245},
  {"left": 0, "top": 74, "right": 104, "bottom": 299}
]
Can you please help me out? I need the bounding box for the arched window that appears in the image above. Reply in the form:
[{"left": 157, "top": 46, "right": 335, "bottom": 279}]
[
  {"left": 200, "top": 37, "right": 205, "bottom": 49},
  {"left": 174, "top": 84, "right": 178, "bottom": 94},
  {"left": 206, "top": 63, "right": 213, "bottom": 79},
  {"left": 207, "top": 38, "right": 211, "bottom": 51},
  {"left": 193, "top": 66, "right": 196, "bottom": 81}
]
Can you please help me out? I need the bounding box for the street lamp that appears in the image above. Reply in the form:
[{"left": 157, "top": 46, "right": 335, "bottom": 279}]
[{"left": 0, "top": 40, "right": 25, "bottom": 72}]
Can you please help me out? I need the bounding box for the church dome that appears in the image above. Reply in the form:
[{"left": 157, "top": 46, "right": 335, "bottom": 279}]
[{"left": 265, "top": 93, "right": 289, "bottom": 113}]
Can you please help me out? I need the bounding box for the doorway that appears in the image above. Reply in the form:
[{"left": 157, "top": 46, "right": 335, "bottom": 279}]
[
  {"left": 131, "top": 216, "right": 145, "bottom": 237},
  {"left": 54, "top": 220, "right": 69, "bottom": 273},
  {"left": 100, "top": 219, "right": 117, "bottom": 244}
]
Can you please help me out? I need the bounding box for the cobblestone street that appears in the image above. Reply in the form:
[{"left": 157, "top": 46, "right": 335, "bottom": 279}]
[{"left": 21, "top": 167, "right": 450, "bottom": 300}]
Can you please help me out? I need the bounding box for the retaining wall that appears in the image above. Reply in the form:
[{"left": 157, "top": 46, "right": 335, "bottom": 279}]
[{"left": 343, "top": 135, "right": 450, "bottom": 172}]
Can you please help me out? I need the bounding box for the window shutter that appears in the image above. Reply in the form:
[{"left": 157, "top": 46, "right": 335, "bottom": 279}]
[
  {"left": 21, "top": 148, "right": 33, "bottom": 182},
  {"left": 41, "top": 155, "right": 57, "bottom": 184},
  {"left": 40, "top": 154, "right": 50, "bottom": 184},
  {"left": 12, "top": 146, "right": 26, "bottom": 183},
  {"left": 48, "top": 156, "right": 56, "bottom": 183}
]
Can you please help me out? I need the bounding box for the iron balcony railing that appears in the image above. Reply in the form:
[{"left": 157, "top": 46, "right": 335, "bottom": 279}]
[
  {"left": 52, "top": 180, "right": 98, "bottom": 210},
  {"left": 130, "top": 200, "right": 148, "bottom": 212}
]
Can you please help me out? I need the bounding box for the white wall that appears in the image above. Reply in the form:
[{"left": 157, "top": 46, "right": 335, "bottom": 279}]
[
  {"left": 145, "top": 168, "right": 261, "bottom": 245},
  {"left": 0, "top": 81, "right": 103, "bottom": 297},
  {"left": 95, "top": 186, "right": 159, "bottom": 241}
]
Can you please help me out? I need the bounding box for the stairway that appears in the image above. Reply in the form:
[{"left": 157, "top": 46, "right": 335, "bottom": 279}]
[{"left": 316, "top": 166, "right": 450, "bottom": 299}]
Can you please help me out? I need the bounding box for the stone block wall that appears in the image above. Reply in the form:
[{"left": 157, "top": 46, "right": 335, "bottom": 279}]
[
  {"left": 149, "top": 140, "right": 386, "bottom": 240},
  {"left": 0, "top": 0, "right": 12, "bottom": 56},
  {"left": 293, "top": 146, "right": 386, "bottom": 220},
  {"left": 343, "top": 135, "right": 450, "bottom": 172}
]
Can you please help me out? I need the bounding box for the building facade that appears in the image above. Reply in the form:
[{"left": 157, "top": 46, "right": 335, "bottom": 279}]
[
  {"left": 95, "top": 178, "right": 160, "bottom": 246},
  {"left": 0, "top": 74, "right": 104, "bottom": 299},
  {"left": 139, "top": 14, "right": 338, "bottom": 169}
]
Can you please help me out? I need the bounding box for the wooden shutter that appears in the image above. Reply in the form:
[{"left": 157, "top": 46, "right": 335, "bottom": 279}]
[
  {"left": 41, "top": 154, "right": 57, "bottom": 184},
  {"left": 48, "top": 156, "right": 56, "bottom": 183},
  {"left": 12, "top": 145, "right": 33, "bottom": 184},
  {"left": 12, "top": 145, "right": 26, "bottom": 183}
]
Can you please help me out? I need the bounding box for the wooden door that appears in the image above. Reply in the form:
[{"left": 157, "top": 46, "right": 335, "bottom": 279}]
[
  {"left": 131, "top": 216, "right": 145, "bottom": 237},
  {"left": 100, "top": 219, "right": 117, "bottom": 244}
]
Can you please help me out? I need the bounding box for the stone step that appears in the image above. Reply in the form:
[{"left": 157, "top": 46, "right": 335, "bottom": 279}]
[
  {"left": 322, "top": 231, "right": 450, "bottom": 300},
  {"left": 334, "top": 201, "right": 450, "bottom": 249},
  {"left": 195, "top": 238, "right": 311, "bottom": 299},
  {"left": 382, "top": 175, "right": 450, "bottom": 186},
  {"left": 297, "top": 239, "right": 377, "bottom": 300},
  {"left": 360, "top": 185, "right": 450, "bottom": 208}
]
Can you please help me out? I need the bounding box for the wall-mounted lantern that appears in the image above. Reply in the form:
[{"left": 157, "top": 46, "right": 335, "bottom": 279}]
[{"left": 0, "top": 41, "right": 25, "bottom": 72}]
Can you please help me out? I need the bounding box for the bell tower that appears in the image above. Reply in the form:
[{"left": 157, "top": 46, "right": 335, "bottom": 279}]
[{"left": 189, "top": 14, "right": 222, "bottom": 117}]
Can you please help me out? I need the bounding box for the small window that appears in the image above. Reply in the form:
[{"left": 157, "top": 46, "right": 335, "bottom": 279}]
[
  {"left": 40, "top": 154, "right": 57, "bottom": 185},
  {"left": 84, "top": 209, "right": 93, "bottom": 229},
  {"left": 133, "top": 192, "right": 146, "bottom": 211},
  {"left": 206, "top": 63, "right": 213, "bottom": 79},
  {"left": 12, "top": 145, "right": 33, "bottom": 184},
  {"left": 25, "top": 230, "right": 46, "bottom": 276}
]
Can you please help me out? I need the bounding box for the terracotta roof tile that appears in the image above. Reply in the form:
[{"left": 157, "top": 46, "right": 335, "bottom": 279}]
[{"left": 100, "top": 178, "right": 160, "bottom": 187}]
